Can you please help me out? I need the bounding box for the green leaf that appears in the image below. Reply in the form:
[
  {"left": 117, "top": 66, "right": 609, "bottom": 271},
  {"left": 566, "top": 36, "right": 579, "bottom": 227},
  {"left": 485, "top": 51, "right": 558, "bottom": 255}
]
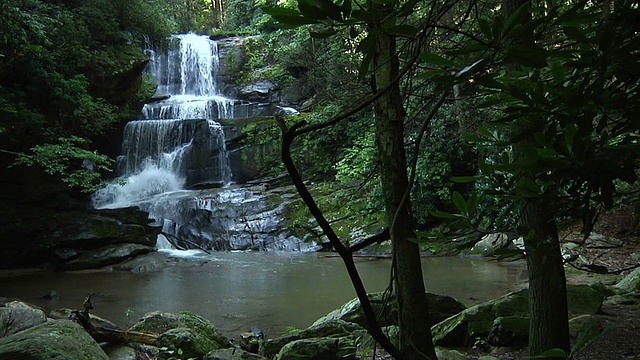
[
  {"left": 429, "top": 209, "right": 462, "bottom": 219},
  {"left": 358, "top": 53, "right": 372, "bottom": 80},
  {"left": 564, "top": 123, "right": 578, "bottom": 153},
  {"left": 451, "top": 176, "right": 480, "bottom": 183},
  {"left": 456, "top": 59, "right": 484, "bottom": 77},
  {"left": 420, "top": 52, "right": 454, "bottom": 67},
  {"left": 298, "top": 0, "right": 343, "bottom": 21},
  {"left": 563, "top": 26, "right": 588, "bottom": 43},
  {"left": 398, "top": 0, "right": 420, "bottom": 17},
  {"left": 478, "top": 18, "right": 492, "bottom": 39},
  {"left": 452, "top": 191, "right": 467, "bottom": 213}
]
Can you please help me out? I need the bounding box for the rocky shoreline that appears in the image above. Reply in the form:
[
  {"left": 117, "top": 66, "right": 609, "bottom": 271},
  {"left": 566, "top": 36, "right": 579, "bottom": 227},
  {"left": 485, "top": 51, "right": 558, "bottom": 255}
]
[{"left": 1, "top": 266, "right": 638, "bottom": 360}]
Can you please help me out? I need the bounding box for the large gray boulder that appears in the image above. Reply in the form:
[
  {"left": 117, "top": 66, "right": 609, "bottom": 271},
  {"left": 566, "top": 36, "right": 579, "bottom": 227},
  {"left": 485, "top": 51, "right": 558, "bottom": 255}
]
[
  {"left": 0, "top": 319, "right": 108, "bottom": 359},
  {"left": 0, "top": 299, "right": 47, "bottom": 338}
]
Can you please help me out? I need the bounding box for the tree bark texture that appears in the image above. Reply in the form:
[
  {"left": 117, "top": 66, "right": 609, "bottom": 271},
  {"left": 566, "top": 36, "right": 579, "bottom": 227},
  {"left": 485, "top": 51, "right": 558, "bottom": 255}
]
[
  {"left": 370, "top": 4, "right": 437, "bottom": 359},
  {"left": 521, "top": 200, "right": 570, "bottom": 356}
]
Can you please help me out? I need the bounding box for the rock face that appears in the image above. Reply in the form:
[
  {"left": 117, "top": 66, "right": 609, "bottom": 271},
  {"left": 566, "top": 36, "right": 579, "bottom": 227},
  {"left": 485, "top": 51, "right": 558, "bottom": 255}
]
[
  {"left": 0, "top": 204, "right": 160, "bottom": 270},
  {"left": 0, "top": 319, "right": 108, "bottom": 360}
]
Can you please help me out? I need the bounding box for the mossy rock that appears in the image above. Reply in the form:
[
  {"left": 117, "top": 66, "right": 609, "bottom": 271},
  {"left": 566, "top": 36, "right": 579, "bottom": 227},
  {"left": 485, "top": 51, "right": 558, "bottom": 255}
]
[
  {"left": 276, "top": 337, "right": 356, "bottom": 360},
  {"left": 261, "top": 319, "right": 361, "bottom": 359},
  {"left": 487, "top": 316, "right": 529, "bottom": 346},
  {"left": 0, "top": 319, "right": 108, "bottom": 360},
  {"left": 567, "top": 284, "right": 604, "bottom": 316},
  {"left": 159, "top": 327, "right": 223, "bottom": 360},
  {"left": 129, "top": 311, "right": 232, "bottom": 349}
]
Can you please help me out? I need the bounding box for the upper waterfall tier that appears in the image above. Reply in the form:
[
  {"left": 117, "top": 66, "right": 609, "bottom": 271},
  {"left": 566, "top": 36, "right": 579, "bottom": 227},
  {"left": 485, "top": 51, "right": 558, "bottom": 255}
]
[{"left": 147, "top": 33, "right": 221, "bottom": 96}]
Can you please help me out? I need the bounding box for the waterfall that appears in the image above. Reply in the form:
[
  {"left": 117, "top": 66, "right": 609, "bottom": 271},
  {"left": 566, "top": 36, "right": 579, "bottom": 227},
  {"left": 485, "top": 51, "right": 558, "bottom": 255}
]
[
  {"left": 94, "top": 34, "right": 235, "bottom": 209},
  {"left": 91, "top": 34, "right": 315, "bottom": 253}
]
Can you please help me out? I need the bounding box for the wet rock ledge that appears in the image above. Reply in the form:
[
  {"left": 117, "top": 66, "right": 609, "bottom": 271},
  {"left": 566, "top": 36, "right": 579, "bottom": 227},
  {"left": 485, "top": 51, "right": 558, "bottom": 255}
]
[{"left": 0, "top": 206, "right": 160, "bottom": 270}]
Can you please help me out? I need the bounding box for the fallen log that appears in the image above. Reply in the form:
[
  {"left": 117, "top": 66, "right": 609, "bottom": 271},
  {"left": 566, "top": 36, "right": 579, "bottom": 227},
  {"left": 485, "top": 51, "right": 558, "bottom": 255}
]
[{"left": 70, "top": 294, "right": 159, "bottom": 346}]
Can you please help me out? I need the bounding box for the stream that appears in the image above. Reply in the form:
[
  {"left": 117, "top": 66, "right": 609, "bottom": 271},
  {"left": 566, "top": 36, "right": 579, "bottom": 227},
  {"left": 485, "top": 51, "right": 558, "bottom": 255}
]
[{"left": 0, "top": 252, "right": 527, "bottom": 338}]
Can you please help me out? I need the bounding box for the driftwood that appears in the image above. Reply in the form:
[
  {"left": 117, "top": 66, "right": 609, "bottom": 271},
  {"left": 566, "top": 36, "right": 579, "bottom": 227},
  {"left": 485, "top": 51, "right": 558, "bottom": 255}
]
[{"left": 70, "top": 294, "right": 159, "bottom": 346}]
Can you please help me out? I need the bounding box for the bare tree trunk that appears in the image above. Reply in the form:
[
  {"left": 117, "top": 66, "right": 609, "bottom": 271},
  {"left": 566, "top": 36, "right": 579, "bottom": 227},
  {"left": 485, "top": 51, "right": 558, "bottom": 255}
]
[{"left": 370, "top": 2, "right": 437, "bottom": 359}]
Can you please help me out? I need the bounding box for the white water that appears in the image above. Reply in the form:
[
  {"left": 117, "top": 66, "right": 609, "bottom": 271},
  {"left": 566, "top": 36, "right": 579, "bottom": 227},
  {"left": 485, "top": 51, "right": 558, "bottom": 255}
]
[{"left": 93, "top": 33, "right": 234, "bottom": 210}]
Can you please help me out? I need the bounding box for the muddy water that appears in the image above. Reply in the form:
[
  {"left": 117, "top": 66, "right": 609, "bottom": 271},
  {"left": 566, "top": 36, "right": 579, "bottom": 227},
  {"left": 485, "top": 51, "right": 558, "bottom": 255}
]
[{"left": 0, "top": 252, "right": 527, "bottom": 338}]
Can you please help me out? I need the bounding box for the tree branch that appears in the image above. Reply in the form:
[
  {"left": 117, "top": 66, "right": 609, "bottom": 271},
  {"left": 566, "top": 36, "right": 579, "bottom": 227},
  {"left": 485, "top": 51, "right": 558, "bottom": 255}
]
[{"left": 276, "top": 114, "right": 404, "bottom": 359}]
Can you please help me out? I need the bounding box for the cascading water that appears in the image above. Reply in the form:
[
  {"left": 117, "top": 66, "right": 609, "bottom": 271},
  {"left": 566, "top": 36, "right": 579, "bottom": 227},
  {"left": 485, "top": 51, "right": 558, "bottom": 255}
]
[{"left": 92, "top": 33, "right": 317, "bottom": 252}]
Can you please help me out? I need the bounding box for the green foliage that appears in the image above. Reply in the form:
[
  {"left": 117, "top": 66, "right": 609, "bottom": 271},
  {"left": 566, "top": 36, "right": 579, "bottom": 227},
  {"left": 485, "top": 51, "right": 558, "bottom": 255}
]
[
  {"left": 414, "top": 1, "right": 640, "bottom": 241},
  {"left": 13, "top": 137, "right": 114, "bottom": 192},
  {"left": 0, "top": 0, "right": 177, "bottom": 190}
]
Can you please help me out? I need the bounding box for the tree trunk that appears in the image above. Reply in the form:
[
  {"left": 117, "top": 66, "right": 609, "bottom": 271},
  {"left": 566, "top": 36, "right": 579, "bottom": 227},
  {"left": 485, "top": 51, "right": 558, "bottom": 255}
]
[
  {"left": 502, "top": 0, "right": 571, "bottom": 357},
  {"left": 521, "top": 200, "right": 570, "bottom": 356},
  {"left": 370, "top": 3, "right": 437, "bottom": 359}
]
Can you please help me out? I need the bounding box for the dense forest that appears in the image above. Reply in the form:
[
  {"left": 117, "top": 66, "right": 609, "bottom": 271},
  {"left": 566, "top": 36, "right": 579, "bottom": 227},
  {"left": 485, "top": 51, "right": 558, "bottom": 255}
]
[{"left": 1, "top": 0, "right": 639, "bottom": 359}]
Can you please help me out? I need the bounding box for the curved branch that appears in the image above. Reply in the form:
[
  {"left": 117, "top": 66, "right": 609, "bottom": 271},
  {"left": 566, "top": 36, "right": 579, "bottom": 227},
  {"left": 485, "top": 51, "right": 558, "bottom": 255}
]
[{"left": 276, "top": 114, "right": 404, "bottom": 359}]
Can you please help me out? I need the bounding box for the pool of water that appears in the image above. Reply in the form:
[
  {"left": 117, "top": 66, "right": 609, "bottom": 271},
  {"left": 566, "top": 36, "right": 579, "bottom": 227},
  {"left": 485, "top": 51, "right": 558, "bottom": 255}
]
[{"left": 0, "top": 252, "right": 527, "bottom": 338}]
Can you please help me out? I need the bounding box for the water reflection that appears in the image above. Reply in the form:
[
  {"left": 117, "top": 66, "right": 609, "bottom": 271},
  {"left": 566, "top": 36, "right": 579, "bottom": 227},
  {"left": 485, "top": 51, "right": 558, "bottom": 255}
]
[{"left": 0, "top": 252, "right": 526, "bottom": 337}]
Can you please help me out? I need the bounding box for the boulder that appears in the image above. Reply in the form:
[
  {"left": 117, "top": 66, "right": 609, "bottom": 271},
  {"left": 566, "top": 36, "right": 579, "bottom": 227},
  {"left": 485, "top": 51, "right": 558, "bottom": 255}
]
[
  {"left": 436, "top": 348, "right": 467, "bottom": 360},
  {"left": 129, "top": 311, "right": 232, "bottom": 349},
  {"left": 261, "top": 319, "right": 361, "bottom": 359},
  {"left": 486, "top": 316, "right": 529, "bottom": 346},
  {"left": 432, "top": 285, "right": 604, "bottom": 347},
  {"left": 312, "top": 292, "right": 466, "bottom": 329},
  {"left": 0, "top": 319, "right": 108, "bottom": 359},
  {"left": 615, "top": 267, "right": 640, "bottom": 293},
  {"left": 469, "top": 233, "right": 511, "bottom": 256},
  {"left": 0, "top": 299, "right": 47, "bottom": 337},
  {"left": 276, "top": 337, "right": 356, "bottom": 360},
  {"left": 205, "top": 348, "right": 269, "bottom": 360},
  {"left": 158, "top": 327, "right": 224, "bottom": 360},
  {"left": 240, "top": 81, "right": 276, "bottom": 102},
  {"left": 102, "top": 344, "right": 137, "bottom": 360},
  {"left": 585, "top": 233, "right": 623, "bottom": 249}
]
